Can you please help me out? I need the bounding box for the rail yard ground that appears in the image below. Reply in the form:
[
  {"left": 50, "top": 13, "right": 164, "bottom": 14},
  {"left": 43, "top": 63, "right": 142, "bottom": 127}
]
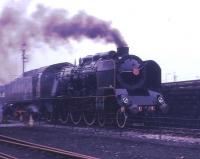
[{"left": 0, "top": 123, "right": 200, "bottom": 159}]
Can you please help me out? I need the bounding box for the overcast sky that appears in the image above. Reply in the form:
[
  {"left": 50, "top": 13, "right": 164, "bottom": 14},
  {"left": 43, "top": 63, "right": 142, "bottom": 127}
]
[{"left": 1, "top": 0, "right": 200, "bottom": 82}]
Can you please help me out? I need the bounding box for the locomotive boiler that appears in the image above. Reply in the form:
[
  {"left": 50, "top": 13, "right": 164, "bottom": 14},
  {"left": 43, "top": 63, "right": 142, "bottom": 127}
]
[{"left": 2, "top": 47, "right": 167, "bottom": 128}]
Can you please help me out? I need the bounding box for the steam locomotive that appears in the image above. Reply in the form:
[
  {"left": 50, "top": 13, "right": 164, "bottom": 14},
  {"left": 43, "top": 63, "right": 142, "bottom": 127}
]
[{"left": 2, "top": 47, "right": 167, "bottom": 128}]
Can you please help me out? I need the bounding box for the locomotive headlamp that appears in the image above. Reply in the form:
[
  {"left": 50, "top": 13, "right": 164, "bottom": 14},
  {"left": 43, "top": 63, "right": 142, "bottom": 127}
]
[
  {"left": 158, "top": 96, "right": 164, "bottom": 104},
  {"left": 148, "top": 106, "right": 155, "bottom": 111},
  {"left": 122, "top": 96, "right": 129, "bottom": 104},
  {"left": 138, "top": 106, "right": 143, "bottom": 112}
]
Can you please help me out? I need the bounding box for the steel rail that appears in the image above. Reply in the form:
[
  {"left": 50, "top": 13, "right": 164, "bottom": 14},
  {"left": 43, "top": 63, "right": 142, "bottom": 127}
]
[
  {"left": 0, "top": 152, "right": 18, "bottom": 159},
  {"left": 0, "top": 135, "right": 98, "bottom": 159}
]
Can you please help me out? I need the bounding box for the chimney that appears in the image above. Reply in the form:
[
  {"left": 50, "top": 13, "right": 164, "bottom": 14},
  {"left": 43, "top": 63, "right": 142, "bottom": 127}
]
[{"left": 117, "top": 46, "right": 129, "bottom": 56}]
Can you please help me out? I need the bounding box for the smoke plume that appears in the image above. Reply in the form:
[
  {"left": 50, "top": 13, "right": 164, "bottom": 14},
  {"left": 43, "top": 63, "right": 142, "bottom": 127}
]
[{"left": 0, "top": 2, "right": 127, "bottom": 84}]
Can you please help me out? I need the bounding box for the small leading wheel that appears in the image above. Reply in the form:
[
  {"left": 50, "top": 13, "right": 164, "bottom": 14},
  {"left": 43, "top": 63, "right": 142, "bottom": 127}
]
[
  {"left": 97, "top": 110, "right": 105, "bottom": 127},
  {"left": 70, "top": 111, "right": 82, "bottom": 125},
  {"left": 116, "top": 107, "right": 127, "bottom": 128},
  {"left": 59, "top": 111, "right": 69, "bottom": 124}
]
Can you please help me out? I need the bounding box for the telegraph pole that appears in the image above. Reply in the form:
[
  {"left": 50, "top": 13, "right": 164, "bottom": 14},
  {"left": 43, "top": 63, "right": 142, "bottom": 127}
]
[
  {"left": 21, "top": 43, "right": 26, "bottom": 77},
  {"left": 165, "top": 73, "right": 171, "bottom": 82},
  {"left": 173, "top": 72, "right": 177, "bottom": 82}
]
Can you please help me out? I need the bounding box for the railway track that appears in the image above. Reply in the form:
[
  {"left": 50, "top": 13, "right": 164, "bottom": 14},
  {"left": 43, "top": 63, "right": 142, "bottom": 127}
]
[
  {"left": 0, "top": 152, "right": 18, "bottom": 159},
  {"left": 2, "top": 111, "right": 200, "bottom": 140},
  {"left": 39, "top": 119, "right": 200, "bottom": 140},
  {"left": 0, "top": 134, "right": 98, "bottom": 159}
]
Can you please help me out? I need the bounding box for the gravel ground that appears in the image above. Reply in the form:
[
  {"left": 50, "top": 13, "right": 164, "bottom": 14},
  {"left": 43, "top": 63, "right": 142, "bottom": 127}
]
[{"left": 0, "top": 125, "right": 200, "bottom": 159}]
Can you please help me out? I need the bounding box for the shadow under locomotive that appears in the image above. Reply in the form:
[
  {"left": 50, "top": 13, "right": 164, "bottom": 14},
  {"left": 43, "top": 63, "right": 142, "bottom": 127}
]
[{"left": 2, "top": 47, "right": 168, "bottom": 128}]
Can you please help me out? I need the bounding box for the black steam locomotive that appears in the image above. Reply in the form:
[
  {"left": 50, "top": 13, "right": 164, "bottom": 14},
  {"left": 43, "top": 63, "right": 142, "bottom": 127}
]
[{"left": 2, "top": 47, "right": 167, "bottom": 128}]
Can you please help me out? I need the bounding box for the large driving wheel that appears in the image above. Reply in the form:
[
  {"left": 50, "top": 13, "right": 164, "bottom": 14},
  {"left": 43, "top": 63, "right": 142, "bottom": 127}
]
[
  {"left": 59, "top": 111, "right": 69, "bottom": 124},
  {"left": 83, "top": 112, "right": 96, "bottom": 126},
  {"left": 116, "top": 107, "right": 127, "bottom": 128},
  {"left": 70, "top": 111, "right": 82, "bottom": 125},
  {"left": 83, "top": 102, "right": 96, "bottom": 126},
  {"left": 97, "top": 110, "right": 105, "bottom": 127},
  {"left": 58, "top": 103, "right": 69, "bottom": 124}
]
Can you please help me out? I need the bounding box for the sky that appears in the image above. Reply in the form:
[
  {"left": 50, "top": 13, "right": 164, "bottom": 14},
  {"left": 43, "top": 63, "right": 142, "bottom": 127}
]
[{"left": 1, "top": 0, "right": 200, "bottom": 82}]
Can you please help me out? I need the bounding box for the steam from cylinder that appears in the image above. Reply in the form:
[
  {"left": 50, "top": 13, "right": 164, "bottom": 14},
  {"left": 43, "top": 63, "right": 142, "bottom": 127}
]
[{"left": 0, "top": 1, "right": 127, "bottom": 84}]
